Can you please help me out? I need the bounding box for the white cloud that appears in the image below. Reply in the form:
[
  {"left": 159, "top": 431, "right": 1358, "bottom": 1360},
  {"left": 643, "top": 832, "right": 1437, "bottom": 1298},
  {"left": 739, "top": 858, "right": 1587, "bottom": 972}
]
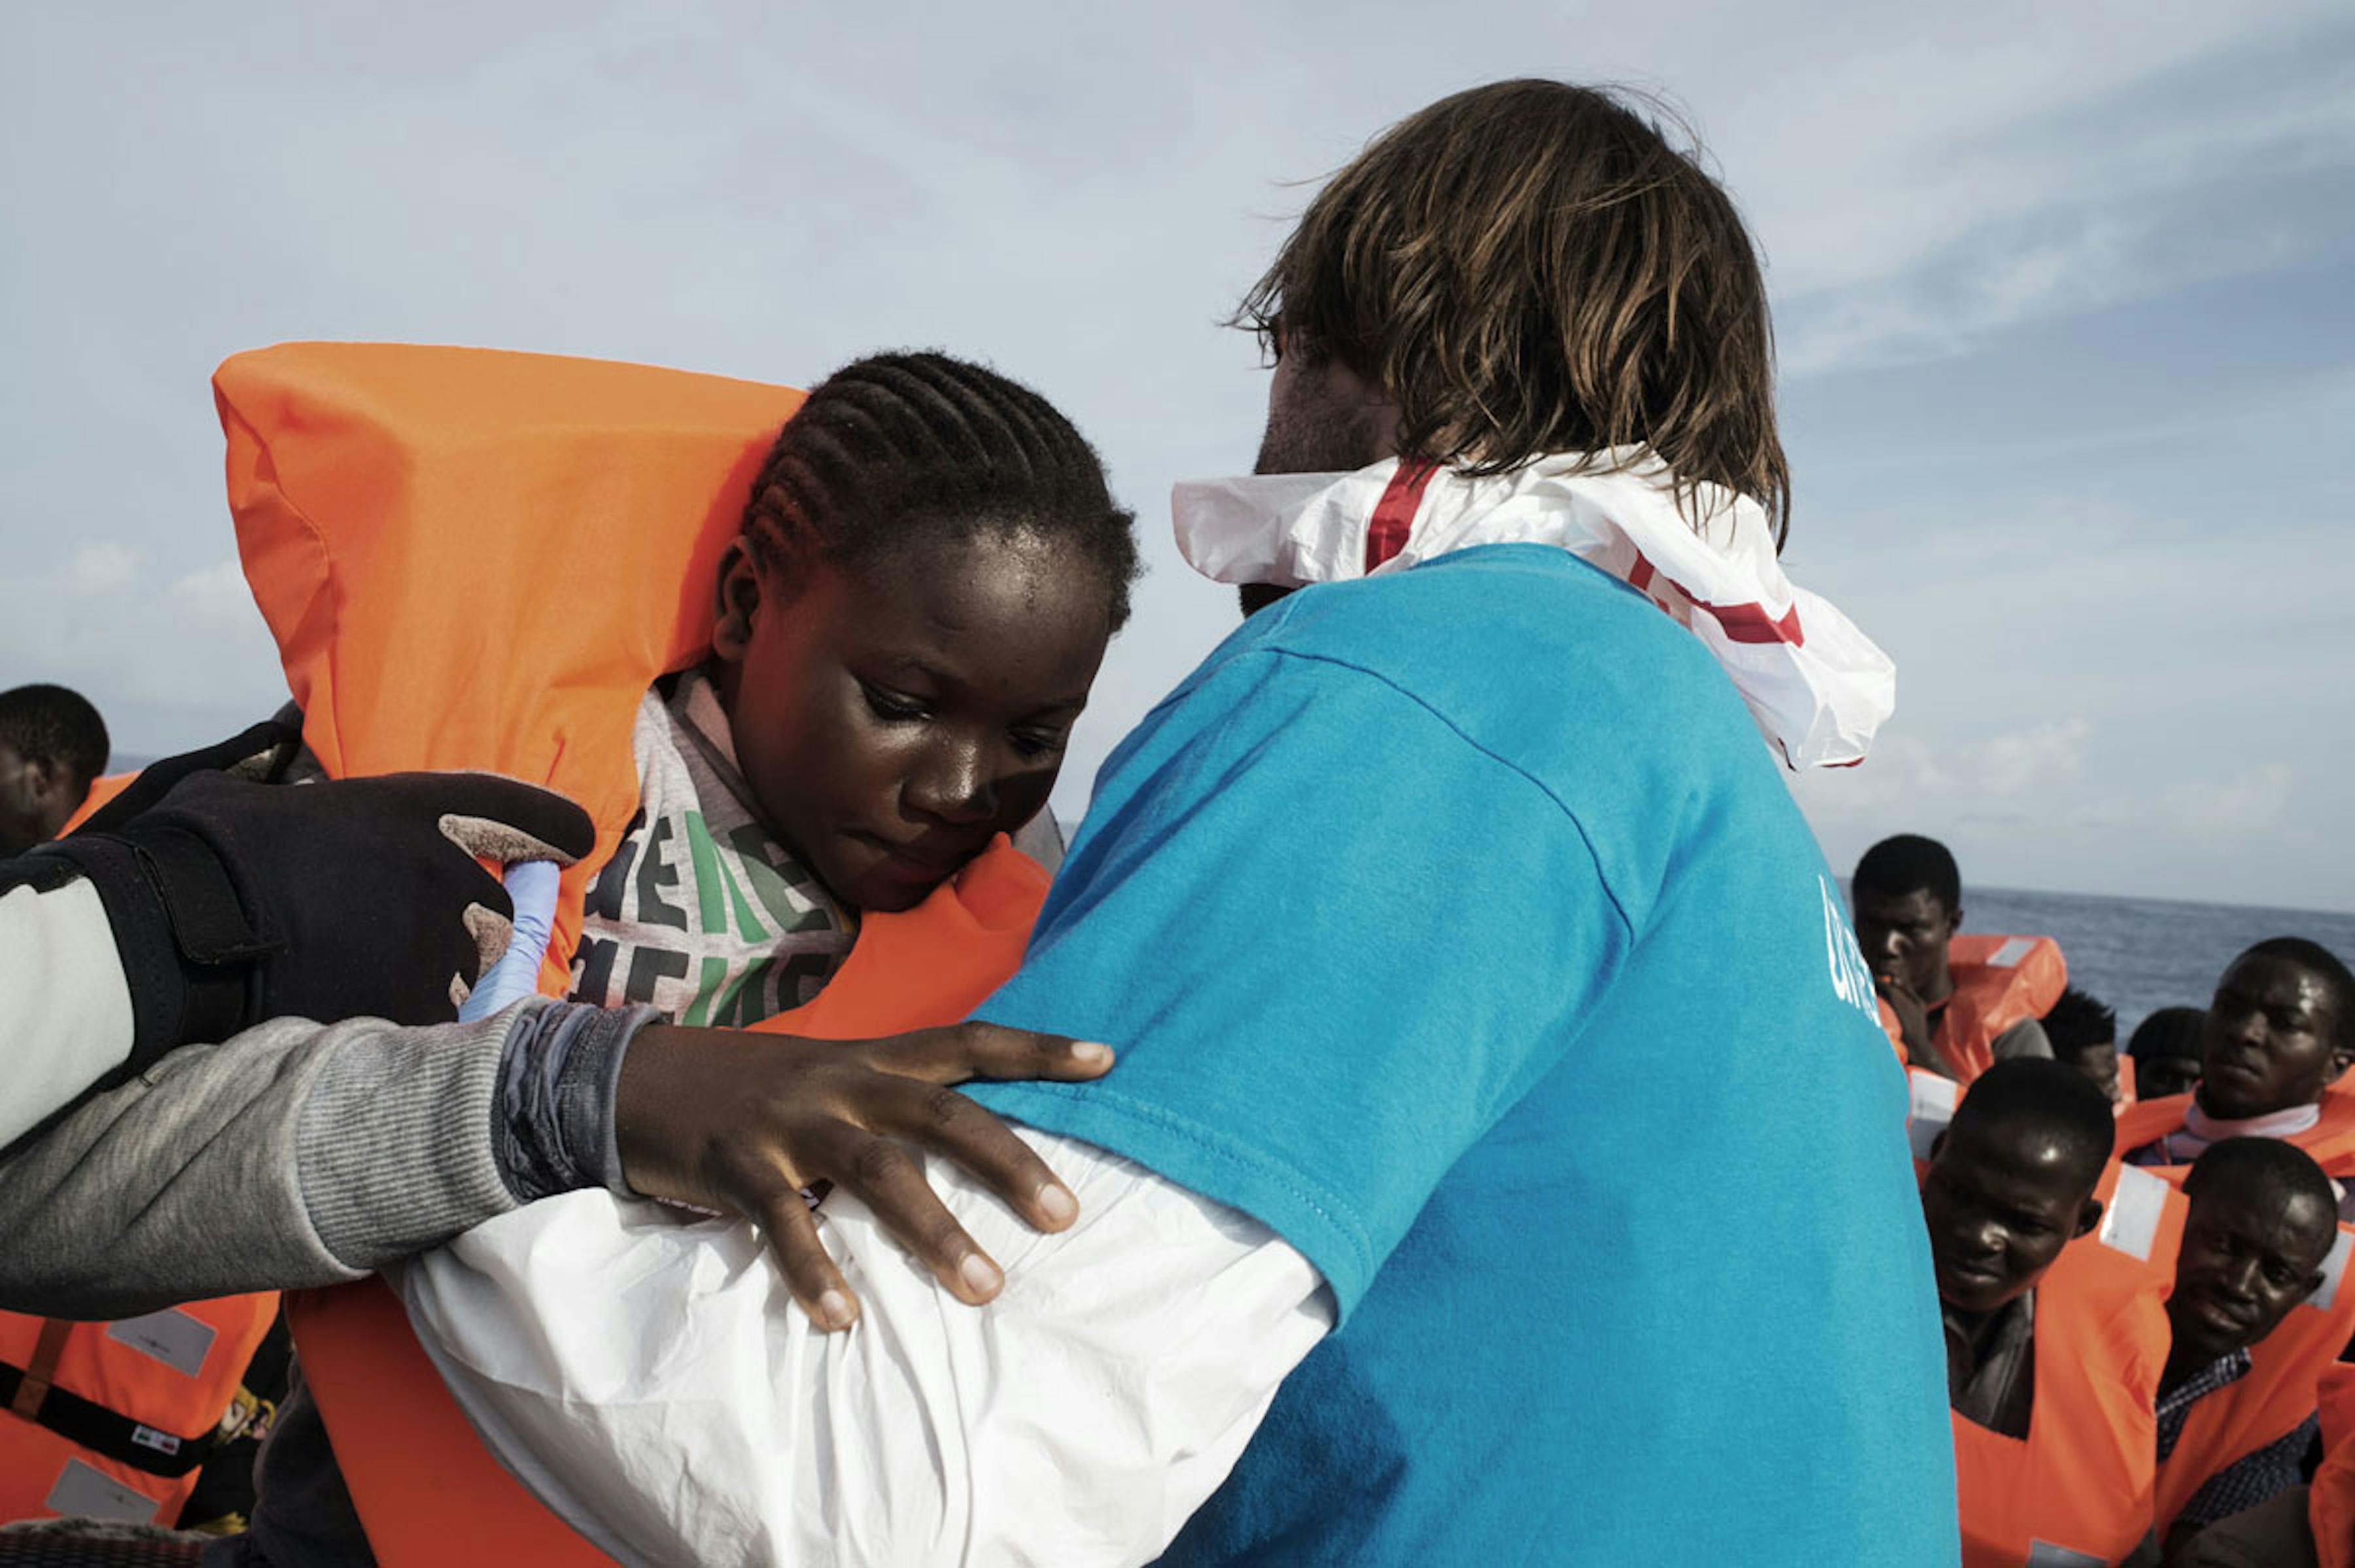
[
  {"left": 2162, "top": 763, "right": 2296, "bottom": 833},
  {"left": 67, "top": 542, "right": 141, "bottom": 596}
]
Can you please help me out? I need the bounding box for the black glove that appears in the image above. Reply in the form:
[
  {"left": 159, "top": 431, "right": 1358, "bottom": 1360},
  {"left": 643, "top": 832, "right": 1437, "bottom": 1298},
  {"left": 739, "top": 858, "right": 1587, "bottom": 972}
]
[{"left": 33, "top": 769, "right": 597, "bottom": 1071}]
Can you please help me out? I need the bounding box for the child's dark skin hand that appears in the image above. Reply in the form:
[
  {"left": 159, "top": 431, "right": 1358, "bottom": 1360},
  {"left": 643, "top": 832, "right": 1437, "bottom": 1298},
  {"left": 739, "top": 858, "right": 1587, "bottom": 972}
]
[{"left": 613, "top": 1022, "right": 1113, "bottom": 1332}]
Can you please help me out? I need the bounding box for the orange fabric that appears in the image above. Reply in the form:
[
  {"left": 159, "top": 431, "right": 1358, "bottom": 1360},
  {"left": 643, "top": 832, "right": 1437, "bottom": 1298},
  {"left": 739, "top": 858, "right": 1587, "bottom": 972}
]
[
  {"left": 2116, "top": 1051, "right": 2137, "bottom": 1109},
  {"left": 217, "top": 341, "right": 806, "bottom": 996},
  {"left": 203, "top": 342, "right": 1050, "bottom": 1561},
  {"left": 57, "top": 772, "right": 133, "bottom": 836},
  {"left": 2114, "top": 1088, "right": 2355, "bottom": 1177},
  {"left": 2155, "top": 1217, "right": 2355, "bottom": 1536},
  {"left": 0, "top": 1295, "right": 278, "bottom": 1526},
  {"left": 2312, "top": 1365, "right": 2355, "bottom": 1568},
  {"left": 1949, "top": 1162, "right": 2185, "bottom": 1568}
]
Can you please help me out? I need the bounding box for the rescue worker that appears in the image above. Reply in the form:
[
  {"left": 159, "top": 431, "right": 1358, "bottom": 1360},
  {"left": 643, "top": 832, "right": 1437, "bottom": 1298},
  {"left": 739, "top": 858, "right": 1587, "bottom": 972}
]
[
  {"left": 2119, "top": 939, "right": 2355, "bottom": 1187},
  {"left": 2132, "top": 1005, "right": 2209, "bottom": 1103},
  {"left": 2048, "top": 984, "right": 2126, "bottom": 1102},
  {"left": 1853, "top": 833, "right": 2061, "bottom": 1083},
  {"left": 1921, "top": 1057, "right": 2180, "bottom": 1567},
  {"left": 0, "top": 745, "right": 595, "bottom": 1152},
  {"left": 0, "top": 682, "right": 109, "bottom": 855},
  {"left": 2152, "top": 1138, "right": 2340, "bottom": 1561},
  {"left": 392, "top": 78, "right": 1953, "bottom": 1566}
]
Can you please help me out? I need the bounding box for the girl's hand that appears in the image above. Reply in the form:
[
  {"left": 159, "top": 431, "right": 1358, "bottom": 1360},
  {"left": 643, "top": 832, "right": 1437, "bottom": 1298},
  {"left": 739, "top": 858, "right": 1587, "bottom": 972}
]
[{"left": 613, "top": 1022, "right": 1114, "bottom": 1332}]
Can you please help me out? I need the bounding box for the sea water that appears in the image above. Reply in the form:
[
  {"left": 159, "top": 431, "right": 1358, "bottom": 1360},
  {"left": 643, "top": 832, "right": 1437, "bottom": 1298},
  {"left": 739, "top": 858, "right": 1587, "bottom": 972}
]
[{"left": 1955, "top": 887, "right": 2355, "bottom": 1041}]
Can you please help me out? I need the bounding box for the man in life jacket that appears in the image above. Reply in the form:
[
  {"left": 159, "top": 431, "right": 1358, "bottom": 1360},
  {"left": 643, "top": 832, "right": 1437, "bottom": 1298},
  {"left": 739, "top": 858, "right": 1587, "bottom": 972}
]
[
  {"left": 2133, "top": 1005, "right": 2209, "bottom": 1103},
  {"left": 2048, "top": 984, "right": 2127, "bottom": 1103},
  {"left": 0, "top": 682, "right": 109, "bottom": 856},
  {"left": 1923, "top": 1058, "right": 2110, "bottom": 1437},
  {"left": 2120, "top": 939, "right": 2355, "bottom": 1194},
  {"left": 1852, "top": 833, "right": 2060, "bottom": 1083},
  {"left": 1922, "top": 1058, "right": 2178, "bottom": 1567},
  {"left": 2152, "top": 1137, "right": 2341, "bottom": 1562}
]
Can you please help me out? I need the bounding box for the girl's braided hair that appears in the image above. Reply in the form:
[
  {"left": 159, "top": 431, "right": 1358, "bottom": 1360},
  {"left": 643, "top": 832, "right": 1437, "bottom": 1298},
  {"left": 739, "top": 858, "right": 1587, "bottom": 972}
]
[{"left": 741, "top": 351, "right": 1141, "bottom": 629}]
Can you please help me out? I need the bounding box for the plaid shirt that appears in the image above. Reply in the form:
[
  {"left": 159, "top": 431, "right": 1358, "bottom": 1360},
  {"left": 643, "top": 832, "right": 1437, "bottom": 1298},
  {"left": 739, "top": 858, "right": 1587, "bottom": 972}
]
[{"left": 2156, "top": 1350, "right": 2319, "bottom": 1528}]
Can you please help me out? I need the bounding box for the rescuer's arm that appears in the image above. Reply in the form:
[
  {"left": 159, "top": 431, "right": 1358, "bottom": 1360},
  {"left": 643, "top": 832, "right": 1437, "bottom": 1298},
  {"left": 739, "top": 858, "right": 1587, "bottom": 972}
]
[
  {"left": 0, "top": 1003, "right": 1118, "bottom": 1322},
  {"left": 400, "top": 1128, "right": 1334, "bottom": 1567},
  {"left": 0, "top": 763, "right": 596, "bottom": 1151}
]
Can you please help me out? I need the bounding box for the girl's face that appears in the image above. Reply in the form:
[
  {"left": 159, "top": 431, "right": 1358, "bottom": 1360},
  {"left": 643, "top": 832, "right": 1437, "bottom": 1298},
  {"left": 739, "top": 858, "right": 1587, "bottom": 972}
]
[{"left": 712, "top": 528, "right": 1110, "bottom": 913}]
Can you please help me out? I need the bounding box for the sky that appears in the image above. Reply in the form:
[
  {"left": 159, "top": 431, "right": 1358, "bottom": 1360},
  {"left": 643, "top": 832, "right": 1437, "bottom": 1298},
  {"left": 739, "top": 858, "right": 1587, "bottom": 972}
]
[{"left": 4, "top": 1, "right": 2350, "bottom": 911}]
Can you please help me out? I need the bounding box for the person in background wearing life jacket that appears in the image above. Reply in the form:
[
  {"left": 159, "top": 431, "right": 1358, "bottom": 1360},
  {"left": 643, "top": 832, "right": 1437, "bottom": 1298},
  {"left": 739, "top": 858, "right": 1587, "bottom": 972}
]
[
  {"left": 1922, "top": 1059, "right": 2110, "bottom": 1442},
  {"left": 2050, "top": 985, "right": 2127, "bottom": 1103},
  {"left": 2141, "top": 1138, "right": 2339, "bottom": 1565},
  {"left": 2121, "top": 940, "right": 2355, "bottom": 1206},
  {"left": 0, "top": 683, "right": 109, "bottom": 855},
  {"left": 1925, "top": 1058, "right": 2182, "bottom": 1568},
  {"left": 1853, "top": 833, "right": 2059, "bottom": 1083},
  {"left": 2134, "top": 1006, "right": 2210, "bottom": 1104}
]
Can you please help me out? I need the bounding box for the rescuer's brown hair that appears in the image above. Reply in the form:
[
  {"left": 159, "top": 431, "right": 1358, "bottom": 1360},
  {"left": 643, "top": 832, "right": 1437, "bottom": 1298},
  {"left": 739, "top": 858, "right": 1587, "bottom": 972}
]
[{"left": 1236, "top": 79, "right": 1790, "bottom": 543}]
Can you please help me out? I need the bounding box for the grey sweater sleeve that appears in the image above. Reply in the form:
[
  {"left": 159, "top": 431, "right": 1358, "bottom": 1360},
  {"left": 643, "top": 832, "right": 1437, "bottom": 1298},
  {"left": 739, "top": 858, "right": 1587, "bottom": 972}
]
[{"left": 0, "top": 1004, "right": 542, "bottom": 1320}]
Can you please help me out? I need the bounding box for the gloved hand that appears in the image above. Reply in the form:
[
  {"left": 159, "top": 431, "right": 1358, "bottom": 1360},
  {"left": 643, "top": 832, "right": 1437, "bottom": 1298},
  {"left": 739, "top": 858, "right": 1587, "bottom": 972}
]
[{"left": 35, "top": 769, "right": 596, "bottom": 1070}]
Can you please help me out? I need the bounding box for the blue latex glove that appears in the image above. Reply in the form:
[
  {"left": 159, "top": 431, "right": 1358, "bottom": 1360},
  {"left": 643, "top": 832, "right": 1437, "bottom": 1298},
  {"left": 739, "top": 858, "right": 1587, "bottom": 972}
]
[{"left": 457, "top": 858, "right": 563, "bottom": 1022}]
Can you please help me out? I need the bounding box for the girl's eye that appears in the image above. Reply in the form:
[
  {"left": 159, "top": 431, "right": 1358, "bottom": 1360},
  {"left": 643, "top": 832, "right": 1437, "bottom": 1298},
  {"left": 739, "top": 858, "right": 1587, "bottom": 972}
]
[
  {"left": 1009, "top": 729, "right": 1066, "bottom": 761},
  {"left": 861, "top": 683, "right": 930, "bottom": 723}
]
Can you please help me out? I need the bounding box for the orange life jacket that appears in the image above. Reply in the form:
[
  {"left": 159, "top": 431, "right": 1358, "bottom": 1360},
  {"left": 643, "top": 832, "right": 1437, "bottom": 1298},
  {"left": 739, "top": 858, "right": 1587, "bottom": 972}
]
[
  {"left": 2312, "top": 1365, "right": 2355, "bottom": 1568},
  {"left": 184, "top": 341, "right": 1049, "bottom": 1563},
  {"left": 1948, "top": 1161, "right": 2184, "bottom": 1568},
  {"left": 2114, "top": 1088, "right": 2355, "bottom": 1177},
  {"left": 0, "top": 1296, "right": 279, "bottom": 1527},
  {"left": 2154, "top": 1219, "right": 2355, "bottom": 1537},
  {"left": 1879, "top": 934, "right": 2067, "bottom": 1086}
]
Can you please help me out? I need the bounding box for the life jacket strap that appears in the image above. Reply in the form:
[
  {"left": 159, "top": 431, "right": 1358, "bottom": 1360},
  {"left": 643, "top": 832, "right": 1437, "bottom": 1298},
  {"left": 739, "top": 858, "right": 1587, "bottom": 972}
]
[{"left": 0, "top": 1333, "right": 218, "bottom": 1480}]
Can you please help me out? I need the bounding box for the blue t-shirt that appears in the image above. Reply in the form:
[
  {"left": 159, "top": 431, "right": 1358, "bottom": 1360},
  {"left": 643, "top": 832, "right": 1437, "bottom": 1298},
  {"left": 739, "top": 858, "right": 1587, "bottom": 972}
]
[{"left": 971, "top": 545, "right": 1955, "bottom": 1566}]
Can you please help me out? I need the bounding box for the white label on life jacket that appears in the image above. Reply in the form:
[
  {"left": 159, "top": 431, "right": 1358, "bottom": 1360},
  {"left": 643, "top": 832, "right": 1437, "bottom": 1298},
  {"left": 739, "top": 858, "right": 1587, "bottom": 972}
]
[
  {"left": 2308, "top": 1228, "right": 2354, "bottom": 1314},
  {"left": 44, "top": 1457, "right": 163, "bottom": 1524},
  {"left": 1985, "top": 937, "right": 2037, "bottom": 969},
  {"left": 2025, "top": 1542, "right": 2107, "bottom": 1568},
  {"left": 105, "top": 1307, "right": 216, "bottom": 1379},
  {"left": 130, "top": 1424, "right": 182, "bottom": 1455},
  {"left": 2099, "top": 1165, "right": 2170, "bottom": 1263}
]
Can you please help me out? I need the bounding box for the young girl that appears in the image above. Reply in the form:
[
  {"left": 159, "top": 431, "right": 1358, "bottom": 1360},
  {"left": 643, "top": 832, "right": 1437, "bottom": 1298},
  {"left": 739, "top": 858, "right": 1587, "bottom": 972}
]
[
  {"left": 218, "top": 350, "right": 1142, "bottom": 1568},
  {"left": 566, "top": 351, "right": 1139, "bottom": 1026}
]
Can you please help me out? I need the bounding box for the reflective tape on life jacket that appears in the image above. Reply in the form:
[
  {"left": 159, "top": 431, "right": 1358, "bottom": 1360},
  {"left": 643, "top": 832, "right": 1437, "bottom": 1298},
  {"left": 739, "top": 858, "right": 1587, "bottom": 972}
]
[
  {"left": 188, "top": 343, "right": 1044, "bottom": 1563},
  {"left": 2312, "top": 1365, "right": 2355, "bottom": 1568},
  {"left": 2113, "top": 1088, "right": 2355, "bottom": 1177},
  {"left": 1951, "top": 1162, "right": 2184, "bottom": 1568},
  {"left": 0, "top": 1295, "right": 278, "bottom": 1527}
]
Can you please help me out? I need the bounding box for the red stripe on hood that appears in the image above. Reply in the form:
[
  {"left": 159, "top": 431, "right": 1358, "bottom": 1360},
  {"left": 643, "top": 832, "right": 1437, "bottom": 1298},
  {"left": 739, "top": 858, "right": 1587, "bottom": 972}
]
[{"left": 1363, "top": 461, "right": 1438, "bottom": 572}]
